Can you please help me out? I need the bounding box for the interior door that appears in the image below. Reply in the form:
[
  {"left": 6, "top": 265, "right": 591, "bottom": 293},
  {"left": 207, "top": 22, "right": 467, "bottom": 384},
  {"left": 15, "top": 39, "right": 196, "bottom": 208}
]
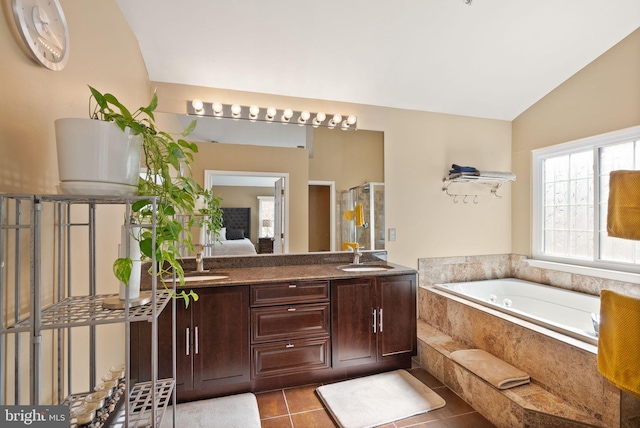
[
  {"left": 273, "top": 178, "right": 285, "bottom": 253},
  {"left": 308, "top": 184, "right": 331, "bottom": 252}
]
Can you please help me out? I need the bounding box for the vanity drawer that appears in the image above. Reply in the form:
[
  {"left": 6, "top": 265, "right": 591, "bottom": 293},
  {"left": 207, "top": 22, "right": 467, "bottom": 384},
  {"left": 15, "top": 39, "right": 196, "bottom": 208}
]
[
  {"left": 250, "top": 280, "right": 329, "bottom": 306},
  {"left": 251, "top": 303, "right": 330, "bottom": 343},
  {"left": 251, "top": 337, "right": 330, "bottom": 379}
]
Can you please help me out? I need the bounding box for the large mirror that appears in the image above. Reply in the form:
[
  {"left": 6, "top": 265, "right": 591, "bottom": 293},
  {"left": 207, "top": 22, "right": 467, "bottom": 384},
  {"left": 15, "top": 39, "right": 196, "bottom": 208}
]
[{"left": 157, "top": 112, "right": 384, "bottom": 255}]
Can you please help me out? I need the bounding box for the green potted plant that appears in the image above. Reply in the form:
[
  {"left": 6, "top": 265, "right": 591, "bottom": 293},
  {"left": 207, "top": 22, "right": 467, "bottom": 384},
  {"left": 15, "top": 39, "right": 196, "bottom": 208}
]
[{"left": 85, "top": 85, "right": 223, "bottom": 306}]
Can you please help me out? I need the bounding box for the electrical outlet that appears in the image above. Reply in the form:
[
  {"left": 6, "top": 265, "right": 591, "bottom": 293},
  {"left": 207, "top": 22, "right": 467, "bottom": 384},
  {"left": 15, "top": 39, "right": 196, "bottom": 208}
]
[{"left": 388, "top": 228, "right": 396, "bottom": 241}]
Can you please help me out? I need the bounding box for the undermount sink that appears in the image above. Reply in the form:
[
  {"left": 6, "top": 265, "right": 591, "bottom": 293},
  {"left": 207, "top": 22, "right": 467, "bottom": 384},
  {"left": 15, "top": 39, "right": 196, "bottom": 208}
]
[
  {"left": 181, "top": 275, "right": 229, "bottom": 282},
  {"left": 338, "top": 264, "right": 394, "bottom": 272},
  {"left": 164, "top": 272, "right": 229, "bottom": 282}
]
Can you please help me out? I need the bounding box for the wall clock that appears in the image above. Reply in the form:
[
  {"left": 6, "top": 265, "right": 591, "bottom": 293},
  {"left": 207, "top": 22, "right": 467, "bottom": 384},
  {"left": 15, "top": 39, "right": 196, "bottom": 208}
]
[{"left": 12, "top": 0, "right": 70, "bottom": 71}]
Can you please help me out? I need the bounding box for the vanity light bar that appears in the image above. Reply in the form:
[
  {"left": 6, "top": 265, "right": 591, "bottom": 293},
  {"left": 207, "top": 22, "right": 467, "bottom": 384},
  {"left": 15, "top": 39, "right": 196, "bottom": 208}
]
[{"left": 187, "top": 101, "right": 357, "bottom": 130}]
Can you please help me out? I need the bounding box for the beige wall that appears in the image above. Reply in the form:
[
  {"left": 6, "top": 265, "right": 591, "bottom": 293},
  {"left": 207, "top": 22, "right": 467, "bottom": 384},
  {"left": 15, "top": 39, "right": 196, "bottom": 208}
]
[
  {"left": 153, "top": 82, "right": 513, "bottom": 269},
  {"left": 309, "top": 127, "right": 384, "bottom": 191},
  {"left": 512, "top": 28, "right": 640, "bottom": 256},
  {"left": 0, "top": 0, "right": 151, "bottom": 403}
]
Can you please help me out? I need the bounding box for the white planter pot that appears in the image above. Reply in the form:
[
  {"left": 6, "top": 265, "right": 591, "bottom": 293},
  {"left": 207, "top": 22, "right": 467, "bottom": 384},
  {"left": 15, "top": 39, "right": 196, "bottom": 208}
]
[
  {"left": 119, "top": 224, "right": 141, "bottom": 300},
  {"left": 54, "top": 118, "right": 142, "bottom": 195}
]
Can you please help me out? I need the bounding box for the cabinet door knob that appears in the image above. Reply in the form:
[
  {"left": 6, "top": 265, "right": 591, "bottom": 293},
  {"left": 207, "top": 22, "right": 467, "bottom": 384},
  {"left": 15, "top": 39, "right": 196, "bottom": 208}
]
[
  {"left": 195, "top": 326, "right": 199, "bottom": 355},
  {"left": 285, "top": 343, "right": 294, "bottom": 348},
  {"left": 379, "top": 308, "right": 383, "bottom": 332},
  {"left": 287, "top": 307, "right": 296, "bottom": 312},
  {"left": 288, "top": 284, "right": 297, "bottom": 288},
  {"left": 186, "top": 327, "right": 190, "bottom": 356}
]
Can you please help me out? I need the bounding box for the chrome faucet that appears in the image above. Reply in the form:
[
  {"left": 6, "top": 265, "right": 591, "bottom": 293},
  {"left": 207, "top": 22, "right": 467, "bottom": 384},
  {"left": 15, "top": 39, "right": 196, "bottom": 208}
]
[
  {"left": 352, "top": 245, "right": 362, "bottom": 265},
  {"left": 195, "top": 250, "right": 206, "bottom": 273}
]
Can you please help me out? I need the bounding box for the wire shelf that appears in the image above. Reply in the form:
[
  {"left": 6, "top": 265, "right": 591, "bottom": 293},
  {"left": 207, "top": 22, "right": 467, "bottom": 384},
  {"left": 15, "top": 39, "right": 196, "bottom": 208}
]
[
  {"left": 4, "top": 290, "right": 170, "bottom": 331},
  {"left": 66, "top": 379, "right": 174, "bottom": 428},
  {"left": 110, "top": 379, "right": 175, "bottom": 428}
]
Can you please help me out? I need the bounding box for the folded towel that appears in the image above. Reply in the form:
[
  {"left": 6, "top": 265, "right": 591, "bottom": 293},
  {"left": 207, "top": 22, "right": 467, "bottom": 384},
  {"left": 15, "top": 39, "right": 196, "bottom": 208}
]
[
  {"left": 342, "top": 242, "right": 359, "bottom": 251},
  {"left": 597, "top": 290, "right": 640, "bottom": 399},
  {"left": 607, "top": 170, "right": 640, "bottom": 241},
  {"left": 450, "top": 349, "right": 530, "bottom": 390},
  {"left": 355, "top": 203, "right": 365, "bottom": 227},
  {"left": 343, "top": 210, "right": 354, "bottom": 221},
  {"left": 450, "top": 164, "right": 479, "bottom": 174},
  {"left": 478, "top": 171, "right": 516, "bottom": 181}
]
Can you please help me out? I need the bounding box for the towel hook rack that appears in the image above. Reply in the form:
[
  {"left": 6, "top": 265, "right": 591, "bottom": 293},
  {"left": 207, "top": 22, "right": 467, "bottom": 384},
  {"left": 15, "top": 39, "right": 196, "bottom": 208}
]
[{"left": 442, "top": 177, "right": 505, "bottom": 203}]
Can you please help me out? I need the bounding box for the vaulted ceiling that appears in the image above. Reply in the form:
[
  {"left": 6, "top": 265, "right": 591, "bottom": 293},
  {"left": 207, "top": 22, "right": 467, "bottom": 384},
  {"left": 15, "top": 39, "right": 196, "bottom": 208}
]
[{"left": 116, "top": 0, "right": 640, "bottom": 121}]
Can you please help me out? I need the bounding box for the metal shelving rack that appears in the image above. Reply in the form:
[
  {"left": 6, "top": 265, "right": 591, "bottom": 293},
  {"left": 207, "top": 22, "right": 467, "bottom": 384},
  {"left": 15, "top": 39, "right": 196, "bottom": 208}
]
[{"left": 0, "top": 194, "right": 176, "bottom": 427}]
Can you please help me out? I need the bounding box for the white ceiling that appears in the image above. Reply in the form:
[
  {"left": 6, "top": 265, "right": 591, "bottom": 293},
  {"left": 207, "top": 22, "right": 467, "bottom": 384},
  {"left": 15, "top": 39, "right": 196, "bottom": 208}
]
[{"left": 116, "top": 0, "right": 640, "bottom": 121}]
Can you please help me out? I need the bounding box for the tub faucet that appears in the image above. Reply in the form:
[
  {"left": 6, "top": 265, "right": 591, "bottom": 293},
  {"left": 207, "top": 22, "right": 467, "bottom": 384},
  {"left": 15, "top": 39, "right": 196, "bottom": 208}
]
[{"left": 591, "top": 313, "right": 600, "bottom": 336}]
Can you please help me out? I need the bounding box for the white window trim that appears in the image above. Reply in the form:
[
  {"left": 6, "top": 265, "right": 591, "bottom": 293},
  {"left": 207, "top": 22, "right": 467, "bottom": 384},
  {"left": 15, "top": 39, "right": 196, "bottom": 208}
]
[
  {"left": 257, "top": 195, "right": 275, "bottom": 238},
  {"left": 531, "top": 125, "right": 640, "bottom": 279}
]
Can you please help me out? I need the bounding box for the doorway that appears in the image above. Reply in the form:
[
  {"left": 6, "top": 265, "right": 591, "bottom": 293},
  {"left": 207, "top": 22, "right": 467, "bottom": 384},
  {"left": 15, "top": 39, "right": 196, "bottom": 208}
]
[{"left": 308, "top": 181, "right": 335, "bottom": 252}]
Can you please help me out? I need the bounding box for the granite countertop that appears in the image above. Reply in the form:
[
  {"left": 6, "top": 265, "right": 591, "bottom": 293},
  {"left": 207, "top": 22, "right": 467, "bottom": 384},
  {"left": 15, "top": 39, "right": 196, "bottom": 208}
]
[
  {"left": 174, "top": 261, "right": 415, "bottom": 288},
  {"left": 141, "top": 251, "right": 416, "bottom": 289}
]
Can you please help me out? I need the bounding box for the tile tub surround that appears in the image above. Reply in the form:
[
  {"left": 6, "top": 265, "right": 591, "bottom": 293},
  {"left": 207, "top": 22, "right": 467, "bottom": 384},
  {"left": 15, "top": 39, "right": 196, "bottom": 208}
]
[
  {"left": 419, "top": 253, "right": 640, "bottom": 298},
  {"left": 417, "top": 322, "right": 603, "bottom": 428},
  {"left": 418, "top": 254, "right": 640, "bottom": 428}
]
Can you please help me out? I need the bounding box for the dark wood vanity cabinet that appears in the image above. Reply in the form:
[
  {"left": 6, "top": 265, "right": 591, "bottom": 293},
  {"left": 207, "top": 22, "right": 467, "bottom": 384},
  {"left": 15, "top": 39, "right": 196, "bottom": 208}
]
[
  {"left": 331, "top": 274, "right": 416, "bottom": 368},
  {"left": 131, "top": 272, "right": 417, "bottom": 399},
  {"left": 131, "top": 286, "right": 250, "bottom": 401},
  {"left": 250, "top": 280, "right": 331, "bottom": 380}
]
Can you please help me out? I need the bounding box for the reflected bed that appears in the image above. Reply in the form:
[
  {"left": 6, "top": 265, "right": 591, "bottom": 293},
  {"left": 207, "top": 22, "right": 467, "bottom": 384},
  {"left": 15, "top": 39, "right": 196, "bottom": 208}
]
[
  {"left": 205, "top": 207, "right": 257, "bottom": 256},
  {"left": 210, "top": 238, "right": 256, "bottom": 256}
]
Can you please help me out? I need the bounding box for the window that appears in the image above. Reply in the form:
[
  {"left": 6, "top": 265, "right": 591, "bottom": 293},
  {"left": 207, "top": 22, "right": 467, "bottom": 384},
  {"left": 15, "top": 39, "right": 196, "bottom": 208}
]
[
  {"left": 533, "top": 126, "right": 640, "bottom": 272},
  {"left": 258, "top": 196, "right": 274, "bottom": 238}
]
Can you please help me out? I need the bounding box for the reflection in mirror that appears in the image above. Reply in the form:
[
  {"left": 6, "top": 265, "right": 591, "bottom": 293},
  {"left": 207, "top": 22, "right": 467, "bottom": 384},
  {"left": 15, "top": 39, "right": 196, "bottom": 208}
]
[
  {"left": 202, "top": 170, "right": 289, "bottom": 256},
  {"left": 166, "top": 113, "right": 384, "bottom": 256}
]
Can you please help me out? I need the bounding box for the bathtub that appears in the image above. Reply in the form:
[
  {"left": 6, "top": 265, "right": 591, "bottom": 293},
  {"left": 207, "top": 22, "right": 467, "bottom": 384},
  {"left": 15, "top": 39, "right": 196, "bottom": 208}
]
[{"left": 434, "top": 278, "right": 600, "bottom": 346}]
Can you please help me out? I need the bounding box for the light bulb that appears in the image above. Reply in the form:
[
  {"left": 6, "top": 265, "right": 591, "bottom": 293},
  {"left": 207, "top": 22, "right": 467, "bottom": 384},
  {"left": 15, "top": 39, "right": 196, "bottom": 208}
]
[
  {"left": 313, "top": 112, "right": 326, "bottom": 127},
  {"left": 249, "top": 105, "right": 259, "bottom": 121},
  {"left": 281, "top": 108, "right": 293, "bottom": 123},
  {"left": 212, "top": 102, "right": 223, "bottom": 117},
  {"left": 266, "top": 107, "right": 277, "bottom": 122},
  {"left": 298, "top": 111, "right": 310, "bottom": 125},
  {"left": 347, "top": 115, "right": 357, "bottom": 125},
  {"left": 231, "top": 104, "right": 242, "bottom": 119},
  {"left": 328, "top": 114, "right": 342, "bottom": 129},
  {"left": 191, "top": 99, "right": 204, "bottom": 114},
  {"left": 341, "top": 120, "right": 350, "bottom": 130}
]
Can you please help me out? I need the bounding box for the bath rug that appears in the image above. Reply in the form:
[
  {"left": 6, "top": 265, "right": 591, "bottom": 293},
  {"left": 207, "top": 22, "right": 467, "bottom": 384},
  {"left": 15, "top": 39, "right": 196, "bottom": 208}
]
[
  {"left": 316, "top": 369, "right": 446, "bottom": 428},
  {"left": 160, "top": 392, "right": 260, "bottom": 428},
  {"left": 450, "top": 349, "right": 530, "bottom": 389}
]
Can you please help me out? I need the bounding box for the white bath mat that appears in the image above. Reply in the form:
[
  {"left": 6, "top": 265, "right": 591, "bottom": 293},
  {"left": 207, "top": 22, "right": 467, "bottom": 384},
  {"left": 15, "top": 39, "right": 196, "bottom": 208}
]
[
  {"left": 316, "top": 369, "right": 446, "bottom": 428},
  {"left": 160, "top": 392, "right": 260, "bottom": 428}
]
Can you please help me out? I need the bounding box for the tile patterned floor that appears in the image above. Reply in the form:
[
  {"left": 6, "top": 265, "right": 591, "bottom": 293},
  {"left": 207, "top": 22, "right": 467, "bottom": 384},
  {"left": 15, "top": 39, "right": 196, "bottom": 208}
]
[{"left": 255, "top": 368, "right": 497, "bottom": 427}]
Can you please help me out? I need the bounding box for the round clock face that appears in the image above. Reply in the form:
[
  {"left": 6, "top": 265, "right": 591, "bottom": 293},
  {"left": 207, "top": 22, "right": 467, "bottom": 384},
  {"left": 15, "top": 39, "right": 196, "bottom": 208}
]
[{"left": 12, "top": 0, "right": 70, "bottom": 71}]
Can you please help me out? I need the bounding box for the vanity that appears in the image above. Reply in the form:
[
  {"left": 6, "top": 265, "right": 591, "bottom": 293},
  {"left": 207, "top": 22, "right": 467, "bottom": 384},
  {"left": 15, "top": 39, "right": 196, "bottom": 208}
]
[{"left": 130, "top": 252, "right": 417, "bottom": 403}]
